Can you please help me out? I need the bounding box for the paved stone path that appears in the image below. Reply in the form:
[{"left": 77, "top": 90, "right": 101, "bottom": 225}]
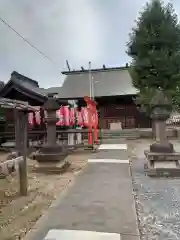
[{"left": 25, "top": 143, "right": 139, "bottom": 240}]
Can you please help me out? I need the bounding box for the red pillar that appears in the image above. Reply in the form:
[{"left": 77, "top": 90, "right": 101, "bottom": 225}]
[{"left": 84, "top": 96, "right": 98, "bottom": 145}]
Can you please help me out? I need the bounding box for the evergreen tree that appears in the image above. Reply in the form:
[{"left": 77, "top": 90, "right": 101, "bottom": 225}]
[{"left": 127, "top": 0, "right": 180, "bottom": 114}]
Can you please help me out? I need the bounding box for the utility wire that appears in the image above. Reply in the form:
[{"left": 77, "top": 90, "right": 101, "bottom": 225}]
[{"left": 0, "top": 15, "right": 58, "bottom": 67}]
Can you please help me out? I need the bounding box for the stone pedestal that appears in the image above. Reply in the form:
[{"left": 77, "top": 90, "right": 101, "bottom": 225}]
[
  {"left": 34, "top": 95, "right": 68, "bottom": 173},
  {"left": 144, "top": 150, "right": 180, "bottom": 177},
  {"left": 33, "top": 159, "right": 69, "bottom": 174},
  {"left": 144, "top": 89, "right": 180, "bottom": 177}
]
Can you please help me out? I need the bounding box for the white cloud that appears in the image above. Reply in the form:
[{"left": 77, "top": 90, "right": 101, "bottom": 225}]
[{"left": 0, "top": 0, "right": 179, "bottom": 87}]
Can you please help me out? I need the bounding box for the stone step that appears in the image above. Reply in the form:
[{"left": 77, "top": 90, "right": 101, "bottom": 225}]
[{"left": 100, "top": 130, "right": 140, "bottom": 139}]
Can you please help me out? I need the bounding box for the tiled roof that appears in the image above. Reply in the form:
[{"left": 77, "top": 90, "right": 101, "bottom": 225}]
[
  {"left": 56, "top": 67, "right": 137, "bottom": 99},
  {"left": 10, "top": 71, "right": 46, "bottom": 97},
  {"left": 0, "top": 71, "right": 68, "bottom": 105}
]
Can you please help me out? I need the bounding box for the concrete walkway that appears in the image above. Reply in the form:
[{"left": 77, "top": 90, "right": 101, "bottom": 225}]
[{"left": 25, "top": 144, "right": 139, "bottom": 240}]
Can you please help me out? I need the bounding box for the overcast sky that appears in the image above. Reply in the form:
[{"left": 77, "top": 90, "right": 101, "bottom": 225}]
[{"left": 0, "top": 0, "right": 180, "bottom": 88}]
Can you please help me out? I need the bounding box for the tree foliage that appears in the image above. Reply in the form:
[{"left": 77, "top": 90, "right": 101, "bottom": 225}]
[{"left": 127, "top": 0, "right": 180, "bottom": 114}]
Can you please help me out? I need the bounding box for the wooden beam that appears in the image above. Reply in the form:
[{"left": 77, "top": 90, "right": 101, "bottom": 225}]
[
  {"left": 20, "top": 112, "right": 28, "bottom": 196},
  {"left": 15, "top": 110, "right": 28, "bottom": 196},
  {"left": 0, "top": 97, "right": 36, "bottom": 111}
]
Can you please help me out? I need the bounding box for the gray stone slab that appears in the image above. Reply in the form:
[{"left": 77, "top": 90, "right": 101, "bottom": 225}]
[
  {"left": 98, "top": 144, "right": 127, "bottom": 150},
  {"left": 92, "top": 150, "right": 128, "bottom": 160},
  {"left": 44, "top": 229, "right": 121, "bottom": 240},
  {"left": 25, "top": 148, "right": 139, "bottom": 240},
  {"left": 88, "top": 159, "right": 129, "bottom": 164}
]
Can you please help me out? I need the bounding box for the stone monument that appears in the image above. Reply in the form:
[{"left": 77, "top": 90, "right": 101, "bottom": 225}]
[
  {"left": 144, "top": 89, "right": 180, "bottom": 177},
  {"left": 34, "top": 94, "right": 68, "bottom": 173}
]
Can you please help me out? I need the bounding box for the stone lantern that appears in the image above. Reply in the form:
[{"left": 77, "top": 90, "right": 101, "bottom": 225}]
[
  {"left": 144, "top": 89, "right": 180, "bottom": 177},
  {"left": 34, "top": 94, "right": 68, "bottom": 173},
  {"left": 150, "top": 89, "right": 173, "bottom": 153}
]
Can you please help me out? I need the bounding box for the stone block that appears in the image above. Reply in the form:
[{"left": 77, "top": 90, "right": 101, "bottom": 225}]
[
  {"left": 32, "top": 159, "right": 69, "bottom": 174},
  {"left": 145, "top": 151, "right": 180, "bottom": 161},
  {"left": 144, "top": 151, "right": 180, "bottom": 177},
  {"left": 154, "top": 161, "right": 177, "bottom": 169},
  {"left": 34, "top": 152, "right": 68, "bottom": 162},
  {"left": 150, "top": 142, "right": 174, "bottom": 153}
]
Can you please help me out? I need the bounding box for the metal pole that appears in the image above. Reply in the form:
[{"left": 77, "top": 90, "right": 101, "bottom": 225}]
[
  {"left": 92, "top": 76, "right": 94, "bottom": 100},
  {"left": 89, "top": 61, "right": 92, "bottom": 99}
]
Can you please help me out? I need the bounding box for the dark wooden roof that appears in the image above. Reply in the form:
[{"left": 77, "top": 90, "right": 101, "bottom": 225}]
[
  {"left": 12, "top": 71, "right": 39, "bottom": 87},
  {"left": 0, "top": 81, "right": 5, "bottom": 91},
  {"left": 0, "top": 72, "right": 68, "bottom": 106}
]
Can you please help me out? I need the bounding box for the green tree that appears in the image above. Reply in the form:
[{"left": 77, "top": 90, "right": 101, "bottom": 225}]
[{"left": 127, "top": 0, "right": 180, "bottom": 114}]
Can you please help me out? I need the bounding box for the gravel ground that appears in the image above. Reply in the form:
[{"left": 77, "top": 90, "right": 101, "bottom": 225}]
[
  {"left": 129, "top": 139, "right": 180, "bottom": 240},
  {"left": 0, "top": 151, "right": 90, "bottom": 240}
]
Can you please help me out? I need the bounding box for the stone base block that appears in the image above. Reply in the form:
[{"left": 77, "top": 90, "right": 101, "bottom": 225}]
[
  {"left": 144, "top": 150, "right": 180, "bottom": 161},
  {"left": 39, "top": 144, "right": 64, "bottom": 154},
  {"left": 144, "top": 150, "right": 180, "bottom": 177},
  {"left": 34, "top": 151, "right": 68, "bottom": 162},
  {"left": 150, "top": 142, "right": 174, "bottom": 153},
  {"left": 32, "top": 159, "right": 69, "bottom": 174}
]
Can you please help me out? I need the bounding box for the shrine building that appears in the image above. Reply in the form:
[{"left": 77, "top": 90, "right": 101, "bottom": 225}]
[
  {"left": 45, "top": 65, "right": 151, "bottom": 129},
  {"left": 0, "top": 66, "right": 151, "bottom": 130}
]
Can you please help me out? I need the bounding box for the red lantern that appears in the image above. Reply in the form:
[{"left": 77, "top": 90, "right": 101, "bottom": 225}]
[
  {"left": 69, "top": 108, "right": 75, "bottom": 126},
  {"left": 81, "top": 107, "right": 89, "bottom": 127},
  {"left": 56, "top": 106, "right": 64, "bottom": 126},
  {"left": 35, "top": 111, "right": 41, "bottom": 125},
  {"left": 63, "top": 106, "right": 70, "bottom": 126},
  {"left": 28, "top": 112, "right": 34, "bottom": 126},
  {"left": 77, "top": 109, "right": 83, "bottom": 126}
]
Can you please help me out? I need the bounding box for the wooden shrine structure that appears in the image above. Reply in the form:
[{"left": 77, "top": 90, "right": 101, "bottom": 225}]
[
  {"left": 0, "top": 97, "right": 37, "bottom": 196},
  {"left": 0, "top": 71, "right": 68, "bottom": 139}
]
